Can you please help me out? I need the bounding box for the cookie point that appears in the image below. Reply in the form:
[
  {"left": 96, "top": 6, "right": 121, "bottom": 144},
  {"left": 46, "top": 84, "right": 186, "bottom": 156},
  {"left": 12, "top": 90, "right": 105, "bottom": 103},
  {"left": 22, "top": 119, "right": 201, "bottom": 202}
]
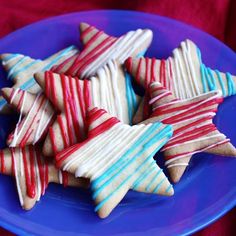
[
  {"left": 166, "top": 186, "right": 174, "bottom": 196},
  {"left": 1, "top": 87, "right": 13, "bottom": 97},
  {"left": 144, "top": 28, "right": 153, "bottom": 37},
  {"left": 168, "top": 165, "right": 187, "bottom": 183},
  {"left": 0, "top": 53, "right": 12, "bottom": 60},
  {"left": 185, "top": 38, "right": 195, "bottom": 45},
  {"left": 80, "top": 22, "right": 90, "bottom": 31},
  {"left": 22, "top": 202, "right": 35, "bottom": 211},
  {"left": 75, "top": 165, "right": 87, "bottom": 178},
  {"left": 97, "top": 209, "right": 109, "bottom": 219}
]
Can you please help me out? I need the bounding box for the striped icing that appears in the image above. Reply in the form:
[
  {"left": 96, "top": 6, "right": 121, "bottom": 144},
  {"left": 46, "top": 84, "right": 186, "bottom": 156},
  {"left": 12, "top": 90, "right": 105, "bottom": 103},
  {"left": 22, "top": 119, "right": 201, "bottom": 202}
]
[
  {"left": 125, "top": 39, "right": 236, "bottom": 100},
  {"left": 0, "top": 46, "right": 79, "bottom": 111},
  {"left": 56, "top": 108, "right": 173, "bottom": 217},
  {"left": 52, "top": 23, "right": 153, "bottom": 79},
  {"left": 42, "top": 60, "right": 139, "bottom": 155},
  {"left": 0, "top": 146, "right": 87, "bottom": 209},
  {"left": 4, "top": 88, "right": 55, "bottom": 147},
  {"left": 149, "top": 82, "right": 236, "bottom": 171}
]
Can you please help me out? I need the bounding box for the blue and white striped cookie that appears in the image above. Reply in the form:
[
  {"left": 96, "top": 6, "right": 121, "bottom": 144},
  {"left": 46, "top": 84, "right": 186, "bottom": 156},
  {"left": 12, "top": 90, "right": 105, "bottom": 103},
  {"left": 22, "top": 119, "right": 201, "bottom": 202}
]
[
  {"left": 0, "top": 45, "right": 79, "bottom": 113},
  {"left": 56, "top": 107, "right": 174, "bottom": 218}
]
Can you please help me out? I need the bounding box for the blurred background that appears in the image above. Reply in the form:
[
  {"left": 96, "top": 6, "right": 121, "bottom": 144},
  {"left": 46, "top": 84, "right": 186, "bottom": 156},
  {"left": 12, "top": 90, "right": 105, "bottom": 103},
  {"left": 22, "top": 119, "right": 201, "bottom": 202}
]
[
  {"left": 0, "top": 0, "right": 235, "bottom": 51},
  {"left": 0, "top": 0, "right": 235, "bottom": 235}
]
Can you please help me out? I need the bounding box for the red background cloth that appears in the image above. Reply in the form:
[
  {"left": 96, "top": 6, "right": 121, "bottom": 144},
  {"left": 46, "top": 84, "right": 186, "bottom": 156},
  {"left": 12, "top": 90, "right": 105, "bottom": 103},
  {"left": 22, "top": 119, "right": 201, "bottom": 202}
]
[{"left": 0, "top": 0, "right": 235, "bottom": 235}]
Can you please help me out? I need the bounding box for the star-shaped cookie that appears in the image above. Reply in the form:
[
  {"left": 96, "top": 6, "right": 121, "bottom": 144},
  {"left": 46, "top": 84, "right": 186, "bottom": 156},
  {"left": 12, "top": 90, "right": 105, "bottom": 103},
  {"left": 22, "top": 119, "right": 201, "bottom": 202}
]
[
  {"left": 0, "top": 45, "right": 79, "bottom": 113},
  {"left": 56, "top": 107, "right": 174, "bottom": 218},
  {"left": 125, "top": 39, "right": 236, "bottom": 122},
  {"left": 125, "top": 39, "right": 236, "bottom": 98},
  {"left": 52, "top": 22, "right": 153, "bottom": 79},
  {"left": 35, "top": 60, "right": 140, "bottom": 156},
  {"left": 0, "top": 146, "right": 88, "bottom": 210},
  {"left": 1, "top": 87, "right": 55, "bottom": 147},
  {"left": 144, "top": 82, "right": 236, "bottom": 183}
]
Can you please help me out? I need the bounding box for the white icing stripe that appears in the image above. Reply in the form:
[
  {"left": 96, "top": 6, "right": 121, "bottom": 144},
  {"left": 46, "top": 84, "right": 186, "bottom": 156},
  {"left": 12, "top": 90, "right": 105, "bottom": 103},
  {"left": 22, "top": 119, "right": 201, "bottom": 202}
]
[
  {"left": 10, "top": 92, "right": 39, "bottom": 146},
  {"left": 165, "top": 139, "right": 230, "bottom": 165},
  {"left": 153, "top": 90, "right": 220, "bottom": 111},
  {"left": 64, "top": 122, "right": 151, "bottom": 175},
  {"left": 181, "top": 41, "right": 196, "bottom": 96},
  {"left": 10, "top": 88, "right": 20, "bottom": 103},
  {"left": 173, "top": 41, "right": 200, "bottom": 98},
  {"left": 109, "top": 60, "right": 122, "bottom": 119},
  {"left": 168, "top": 112, "right": 215, "bottom": 128},
  {"left": 81, "top": 29, "right": 152, "bottom": 78},
  {"left": 149, "top": 91, "right": 171, "bottom": 105},
  {"left": 167, "top": 163, "right": 189, "bottom": 168},
  {"left": 10, "top": 91, "right": 27, "bottom": 147},
  {"left": 13, "top": 150, "right": 24, "bottom": 207},
  {"left": 91, "top": 60, "right": 127, "bottom": 123},
  {"left": 58, "top": 170, "right": 63, "bottom": 184},
  {"left": 175, "top": 50, "right": 191, "bottom": 98},
  {"left": 119, "top": 29, "right": 151, "bottom": 62},
  {"left": 157, "top": 40, "right": 202, "bottom": 99},
  {"left": 184, "top": 41, "right": 201, "bottom": 95},
  {"left": 85, "top": 125, "right": 150, "bottom": 179},
  {"left": 157, "top": 92, "right": 220, "bottom": 124},
  {"left": 162, "top": 133, "right": 225, "bottom": 151},
  {"left": 33, "top": 149, "right": 41, "bottom": 201},
  {"left": 70, "top": 80, "right": 84, "bottom": 136},
  {"left": 33, "top": 100, "right": 53, "bottom": 144}
]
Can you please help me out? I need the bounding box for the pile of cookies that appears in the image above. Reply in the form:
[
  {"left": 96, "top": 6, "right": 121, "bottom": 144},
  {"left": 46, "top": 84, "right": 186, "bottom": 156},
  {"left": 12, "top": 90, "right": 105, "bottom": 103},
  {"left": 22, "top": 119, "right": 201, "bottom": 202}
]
[{"left": 0, "top": 22, "right": 235, "bottom": 218}]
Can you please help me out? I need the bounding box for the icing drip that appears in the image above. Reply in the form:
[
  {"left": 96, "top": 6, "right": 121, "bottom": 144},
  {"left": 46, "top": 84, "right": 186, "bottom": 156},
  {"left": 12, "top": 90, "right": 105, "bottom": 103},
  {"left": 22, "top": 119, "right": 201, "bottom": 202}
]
[
  {"left": 10, "top": 147, "right": 48, "bottom": 201},
  {"left": 0, "top": 146, "right": 79, "bottom": 208}
]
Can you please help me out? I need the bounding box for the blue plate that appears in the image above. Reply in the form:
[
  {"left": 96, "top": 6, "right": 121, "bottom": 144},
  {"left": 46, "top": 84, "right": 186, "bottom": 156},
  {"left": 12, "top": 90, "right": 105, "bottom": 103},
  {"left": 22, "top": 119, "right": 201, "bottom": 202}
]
[{"left": 0, "top": 10, "right": 235, "bottom": 236}]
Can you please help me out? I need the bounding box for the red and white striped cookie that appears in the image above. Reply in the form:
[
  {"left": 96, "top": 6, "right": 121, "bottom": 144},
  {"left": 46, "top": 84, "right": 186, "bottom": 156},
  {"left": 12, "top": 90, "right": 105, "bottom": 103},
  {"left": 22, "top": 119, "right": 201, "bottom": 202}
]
[
  {"left": 143, "top": 82, "right": 236, "bottom": 183},
  {"left": 52, "top": 22, "right": 153, "bottom": 79}
]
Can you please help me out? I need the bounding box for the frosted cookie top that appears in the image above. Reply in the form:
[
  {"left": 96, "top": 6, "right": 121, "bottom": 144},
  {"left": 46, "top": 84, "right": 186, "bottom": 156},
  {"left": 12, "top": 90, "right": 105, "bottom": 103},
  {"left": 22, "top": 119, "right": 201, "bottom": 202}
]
[
  {"left": 35, "top": 60, "right": 140, "bottom": 156},
  {"left": 143, "top": 82, "right": 236, "bottom": 183},
  {"left": 52, "top": 22, "right": 153, "bottom": 79},
  {"left": 0, "top": 46, "right": 78, "bottom": 113},
  {"left": 56, "top": 107, "right": 173, "bottom": 218},
  {"left": 125, "top": 39, "right": 236, "bottom": 99}
]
